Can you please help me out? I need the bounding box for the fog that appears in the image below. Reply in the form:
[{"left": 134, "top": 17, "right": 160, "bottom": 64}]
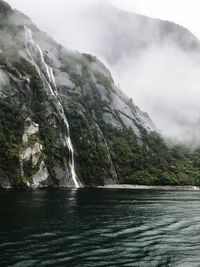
[
  {"left": 6, "top": 0, "right": 200, "bottom": 145},
  {"left": 114, "top": 45, "right": 200, "bottom": 144}
]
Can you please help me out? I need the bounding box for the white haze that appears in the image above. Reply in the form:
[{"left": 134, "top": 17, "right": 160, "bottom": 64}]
[
  {"left": 109, "top": 0, "right": 200, "bottom": 39},
  {"left": 114, "top": 45, "right": 200, "bottom": 144},
  {"left": 7, "top": 0, "right": 200, "bottom": 145}
]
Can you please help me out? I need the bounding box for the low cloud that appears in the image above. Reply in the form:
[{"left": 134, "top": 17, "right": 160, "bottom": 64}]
[
  {"left": 112, "top": 44, "right": 200, "bottom": 144},
  {"left": 6, "top": 0, "right": 200, "bottom": 146}
]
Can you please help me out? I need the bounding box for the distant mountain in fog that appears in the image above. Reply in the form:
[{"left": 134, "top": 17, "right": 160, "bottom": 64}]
[{"left": 79, "top": 2, "right": 200, "bottom": 65}]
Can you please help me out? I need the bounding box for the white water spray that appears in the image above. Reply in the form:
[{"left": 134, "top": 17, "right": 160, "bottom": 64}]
[{"left": 24, "top": 26, "right": 81, "bottom": 188}]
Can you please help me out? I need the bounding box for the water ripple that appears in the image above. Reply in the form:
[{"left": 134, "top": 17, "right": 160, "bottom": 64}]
[{"left": 0, "top": 189, "right": 199, "bottom": 267}]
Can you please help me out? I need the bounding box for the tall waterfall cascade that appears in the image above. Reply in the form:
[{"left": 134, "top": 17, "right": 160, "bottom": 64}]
[{"left": 24, "top": 26, "right": 81, "bottom": 188}]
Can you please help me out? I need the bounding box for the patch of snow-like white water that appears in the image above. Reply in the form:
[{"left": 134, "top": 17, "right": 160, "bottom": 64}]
[{"left": 24, "top": 26, "right": 81, "bottom": 188}]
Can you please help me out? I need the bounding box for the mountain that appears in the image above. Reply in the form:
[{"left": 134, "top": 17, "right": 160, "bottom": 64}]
[
  {"left": 0, "top": 0, "right": 199, "bottom": 189},
  {"left": 80, "top": 2, "right": 200, "bottom": 65},
  {"left": 43, "top": 1, "right": 199, "bottom": 145}
]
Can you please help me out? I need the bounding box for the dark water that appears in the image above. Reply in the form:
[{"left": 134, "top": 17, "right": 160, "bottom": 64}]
[{"left": 0, "top": 189, "right": 200, "bottom": 267}]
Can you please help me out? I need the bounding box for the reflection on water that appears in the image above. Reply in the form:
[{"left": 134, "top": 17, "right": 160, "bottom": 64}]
[{"left": 0, "top": 189, "right": 199, "bottom": 267}]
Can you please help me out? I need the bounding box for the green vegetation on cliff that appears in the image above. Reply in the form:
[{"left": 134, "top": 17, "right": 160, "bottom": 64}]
[{"left": 0, "top": 0, "right": 199, "bottom": 188}]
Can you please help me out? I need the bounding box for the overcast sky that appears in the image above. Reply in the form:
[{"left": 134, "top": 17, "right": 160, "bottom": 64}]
[{"left": 7, "top": 0, "right": 200, "bottom": 39}]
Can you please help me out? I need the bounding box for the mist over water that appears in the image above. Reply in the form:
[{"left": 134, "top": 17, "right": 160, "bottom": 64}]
[{"left": 0, "top": 189, "right": 200, "bottom": 267}]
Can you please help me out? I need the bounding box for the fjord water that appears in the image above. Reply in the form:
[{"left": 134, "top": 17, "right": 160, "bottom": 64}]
[{"left": 0, "top": 190, "right": 199, "bottom": 267}]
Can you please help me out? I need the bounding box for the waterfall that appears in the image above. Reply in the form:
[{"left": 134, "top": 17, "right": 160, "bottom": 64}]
[{"left": 24, "top": 26, "right": 81, "bottom": 188}]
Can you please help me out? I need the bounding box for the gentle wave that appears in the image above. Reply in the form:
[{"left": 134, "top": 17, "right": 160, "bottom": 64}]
[{"left": 0, "top": 189, "right": 199, "bottom": 267}]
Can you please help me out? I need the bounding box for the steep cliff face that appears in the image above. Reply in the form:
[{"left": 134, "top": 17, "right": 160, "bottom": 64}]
[
  {"left": 0, "top": 1, "right": 199, "bottom": 189},
  {"left": 0, "top": 0, "right": 158, "bottom": 188}
]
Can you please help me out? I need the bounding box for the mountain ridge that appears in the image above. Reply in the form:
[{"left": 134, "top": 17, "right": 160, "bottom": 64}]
[
  {"left": 76, "top": 1, "right": 200, "bottom": 64},
  {"left": 0, "top": 0, "right": 199, "bottom": 189}
]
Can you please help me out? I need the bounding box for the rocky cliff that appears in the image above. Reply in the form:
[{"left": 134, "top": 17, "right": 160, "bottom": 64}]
[
  {"left": 0, "top": 0, "right": 157, "bottom": 188},
  {"left": 0, "top": 0, "right": 199, "bottom": 189}
]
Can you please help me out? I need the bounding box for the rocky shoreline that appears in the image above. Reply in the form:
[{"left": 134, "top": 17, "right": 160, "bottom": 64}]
[{"left": 97, "top": 184, "right": 200, "bottom": 191}]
